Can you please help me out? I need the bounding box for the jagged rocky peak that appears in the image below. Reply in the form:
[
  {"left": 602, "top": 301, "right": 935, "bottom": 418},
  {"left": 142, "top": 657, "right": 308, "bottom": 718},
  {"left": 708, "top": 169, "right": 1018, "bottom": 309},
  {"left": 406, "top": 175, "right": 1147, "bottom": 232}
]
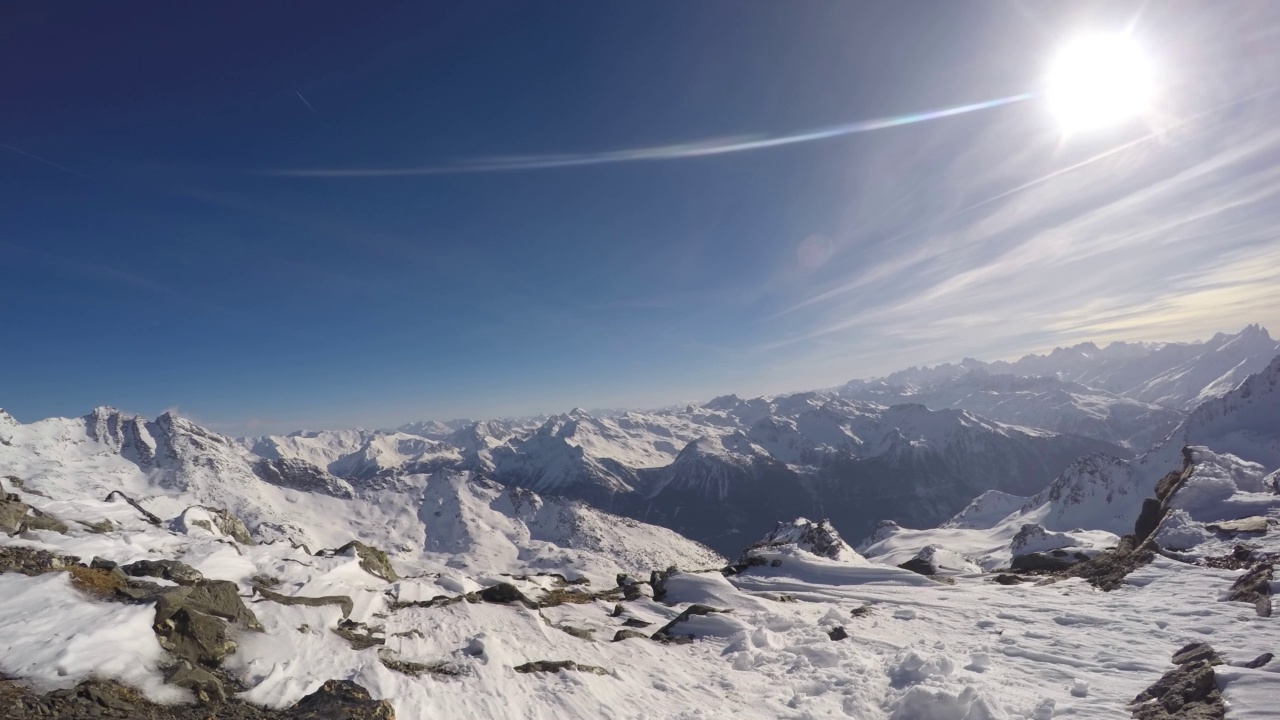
[
  {"left": 740, "top": 517, "right": 862, "bottom": 563},
  {"left": 703, "top": 394, "right": 742, "bottom": 411},
  {"left": 252, "top": 457, "right": 355, "bottom": 499},
  {"left": 83, "top": 406, "right": 156, "bottom": 467},
  {"left": 859, "top": 519, "right": 903, "bottom": 550}
]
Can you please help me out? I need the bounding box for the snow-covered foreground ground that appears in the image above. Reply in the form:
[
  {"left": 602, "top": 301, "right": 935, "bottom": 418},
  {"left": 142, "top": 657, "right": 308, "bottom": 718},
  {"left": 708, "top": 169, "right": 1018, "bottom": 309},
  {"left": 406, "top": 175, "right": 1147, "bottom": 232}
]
[{"left": 2, "top": 483, "right": 1276, "bottom": 719}]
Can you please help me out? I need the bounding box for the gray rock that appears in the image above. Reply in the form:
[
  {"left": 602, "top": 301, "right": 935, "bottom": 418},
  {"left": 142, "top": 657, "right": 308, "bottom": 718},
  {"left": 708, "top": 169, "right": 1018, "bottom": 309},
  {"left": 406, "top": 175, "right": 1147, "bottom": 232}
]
[
  {"left": 164, "top": 660, "right": 227, "bottom": 704},
  {"left": 1205, "top": 517, "right": 1269, "bottom": 535},
  {"left": 322, "top": 541, "right": 398, "bottom": 582},
  {"left": 992, "top": 574, "right": 1024, "bottom": 585},
  {"left": 828, "top": 626, "right": 849, "bottom": 641},
  {"left": 333, "top": 619, "right": 385, "bottom": 650},
  {"left": 256, "top": 586, "right": 354, "bottom": 618},
  {"left": 0, "top": 545, "right": 79, "bottom": 575},
  {"left": 1243, "top": 652, "right": 1274, "bottom": 669},
  {"left": 556, "top": 625, "right": 594, "bottom": 641},
  {"left": 122, "top": 559, "right": 205, "bottom": 586},
  {"left": 1010, "top": 552, "right": 1079, "bottom": 573},
  {"left": 622, "top": 618, "right": 652, "bottom": 628},
  {"left": 1130, "top": 659, "right": 1223, "bottom": 719},
  {"left": 478, "top": 582, "right": 526, "bottom": 604},
  {"left": 1226, "top": 562, "right": 1273, "bottom": 615},
  {"left": 0, "top": 498, "right": 30, "bottom": 536},
  {"left": 102, "top": 490, "right": 162, "bottom": 525},
  {"left": 1171, "top": 643, "right": 1221, "bottom": 666},
  {"left": 20, "top": 509, "right": 69, "bottom": 534},
  {"left": 651, "top": 604, "right": 726, "bottom": 642},
  {"left": 253, "top": 458, "right": 355, "bottom": 499},
  {"left": 513, "top": 660, "right": 608, "bottom": 675},
  {"left": 288, "top": 679, "right": 396, "bottom": 719},
  {"left": 612, "top": 629, "right": 649, "bottom": 642}
]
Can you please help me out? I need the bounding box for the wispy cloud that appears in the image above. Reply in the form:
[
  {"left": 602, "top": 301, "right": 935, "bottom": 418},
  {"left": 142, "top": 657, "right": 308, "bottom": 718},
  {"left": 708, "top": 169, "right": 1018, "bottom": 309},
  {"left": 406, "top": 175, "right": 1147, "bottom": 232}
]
[
  {"left": 295, "top": 91, "right": 317, "bottom": 114},
  {"left": 1, "top": 142, "right": 89, "bottom": 178},
  {"left": 257, "top": 94, "right": 1033, "bottom": 177},
  {"left": 756, "top": 98, "right": 1280, "bottom": 369}
]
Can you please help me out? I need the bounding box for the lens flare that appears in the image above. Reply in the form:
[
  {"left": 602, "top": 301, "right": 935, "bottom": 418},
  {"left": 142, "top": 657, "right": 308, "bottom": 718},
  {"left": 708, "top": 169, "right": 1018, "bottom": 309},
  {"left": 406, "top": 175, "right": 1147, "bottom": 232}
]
[{"left": 1047, "top": 34, "right": 1153, "bottom": 134}]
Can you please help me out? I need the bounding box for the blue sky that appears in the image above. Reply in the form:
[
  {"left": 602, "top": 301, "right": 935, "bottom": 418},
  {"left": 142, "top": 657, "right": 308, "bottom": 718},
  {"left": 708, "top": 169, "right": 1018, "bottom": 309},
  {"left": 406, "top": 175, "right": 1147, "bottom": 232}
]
[{"left": 3, "top": 1, "right": 1279, "bottom": 434}]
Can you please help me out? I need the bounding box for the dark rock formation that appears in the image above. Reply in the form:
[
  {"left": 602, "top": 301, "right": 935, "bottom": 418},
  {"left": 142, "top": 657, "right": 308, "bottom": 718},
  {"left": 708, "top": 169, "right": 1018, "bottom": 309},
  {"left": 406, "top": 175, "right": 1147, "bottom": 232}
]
[
  {"left": 513, "top": 660, "right": 608, "bottom": 675},
  {"left": 320, "top": 541, "right": 398, "bottom": 582},
  {"left": 1130, "top": 643, "right": 1225, "bottom": 719},
  {"left": 255, "top": 586, "right": 355, "bottom": 619}
]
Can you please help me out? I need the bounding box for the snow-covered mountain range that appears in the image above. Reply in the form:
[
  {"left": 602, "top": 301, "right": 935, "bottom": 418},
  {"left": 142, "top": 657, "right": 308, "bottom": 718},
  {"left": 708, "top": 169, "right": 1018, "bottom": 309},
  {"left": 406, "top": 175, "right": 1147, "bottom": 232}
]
[{"left": 2, "top": 324, "right": 1278, "bottom": 718}]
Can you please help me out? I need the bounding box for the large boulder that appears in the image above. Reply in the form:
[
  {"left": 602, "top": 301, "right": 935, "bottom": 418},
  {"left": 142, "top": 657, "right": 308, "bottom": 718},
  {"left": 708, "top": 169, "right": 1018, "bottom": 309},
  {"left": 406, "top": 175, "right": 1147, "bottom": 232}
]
[{"left": 152, "top": 580, "right": 262, "bottom": 668}]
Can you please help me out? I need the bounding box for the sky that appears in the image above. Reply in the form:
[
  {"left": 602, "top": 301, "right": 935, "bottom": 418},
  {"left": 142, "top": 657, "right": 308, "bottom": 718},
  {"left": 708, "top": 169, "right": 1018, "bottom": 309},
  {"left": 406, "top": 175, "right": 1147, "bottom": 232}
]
[{"left": 3, "top": 1, "right": 1280, "bottom": 434}]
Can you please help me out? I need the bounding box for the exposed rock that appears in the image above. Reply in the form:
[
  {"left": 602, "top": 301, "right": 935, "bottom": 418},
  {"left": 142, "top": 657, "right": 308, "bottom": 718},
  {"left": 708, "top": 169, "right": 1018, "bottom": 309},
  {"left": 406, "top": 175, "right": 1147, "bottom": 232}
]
[
  {"left": 20, "top": 508, "right": 69, "bottom": 534},
  {"left": 122, "top": 559, "right": 205, "bottom": 586},
  {"left": 153, "top": 580, "right": 262, "bottom": 668},
  {"left": 0, "top": 497, "right": 29, "bottom": 536},
  {"left": 103, "top": 490, "right": 162, "bottom": 525},
  {"left": 1171, "top": 643, "right": 1221, "bottom": 666},
  {"left": 289, "top": 679, "right": 396, "bottom": 719},
  {"left": 1066, "top": 537, "right": 1156, "bottom": 592},
  {"left": 513, "top": 660, "right": 609, "bottom": 675},
  {"left": 621, "top": 618, "right": 651, "bottom": 628},
  {"left": 1206, "top": 516, "right": 1269, "bottom": 534},
  {"left": 321, "top": 541, "right": 398, "bottom": 582},
  {"left": 612, "top": 629, "right": 649, "bottom": 642},
  {"left": 897, "top": 557, "right": 936, "bottom": 576},
  {"left": 378, "top": 649, "right": 461, "bottom": 677},
  {"left": 651, "top": 604, "right": 726, "bottom": 642},
  {"left": 609, "top": 603, "right": 624, "bottom": 617},
  {"left": 0, "top": 545, "right": 79, "bottom": 575},
  {"left": 478, "top": 582, "right": 526, "bottom": 604},
  {"left": 650, "top": 567, "right": 675, "bottom": 602},
  {"left": 164, "top": 660, "right": 227, "bottom": 704},
  {"left": 850, "top": 603, "right": 873, "bottom": 618},
  {"left": 828, "top": 626, "right": 849, "bottom": 641},
  {"left": 1130, "top": 659, "right": 1223, "bottom": 719},
  {"left": 1243, "top": 652, "right": 1274, "bottom": 669},
  {"left": 78, "top": 518, "right": 116, "bottom": 534},
  {"left": 740, "top": 518, "right": 857, "bottom": 562},
  {"left": 992, "top": 574, "right": 1024, "bottom": 585},
  {"left": 333, "top": 619, "right": 385, "bottom": 650},
  {"left": 255, "top": 586, "right": 354, "bottom": 618},
  {"left": 1010, "top": 552, "right": 1080, "bottom": 573},
  {"left": 556, "top": 625, "right": 594, "bottom": 641},
  {"left": 1226, "top": 562, "right": 1273, "bottom": 617},
  {"left": 252, "top": 458, "right": 355, "bottom": 499}
]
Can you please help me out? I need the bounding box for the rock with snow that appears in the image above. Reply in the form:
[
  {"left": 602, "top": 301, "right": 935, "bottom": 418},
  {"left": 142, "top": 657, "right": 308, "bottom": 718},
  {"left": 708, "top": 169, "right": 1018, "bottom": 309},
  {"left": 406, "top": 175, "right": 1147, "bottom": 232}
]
[{"left": 740, "top": 518, "right": 866, "bottom": 564}]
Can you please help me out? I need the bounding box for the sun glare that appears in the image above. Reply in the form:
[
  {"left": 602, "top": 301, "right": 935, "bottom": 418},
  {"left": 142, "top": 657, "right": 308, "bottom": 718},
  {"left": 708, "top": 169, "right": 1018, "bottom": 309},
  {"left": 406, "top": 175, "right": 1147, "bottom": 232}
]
[{"left": 1046, "top": 34, "right": 1153, "bottom": 134}]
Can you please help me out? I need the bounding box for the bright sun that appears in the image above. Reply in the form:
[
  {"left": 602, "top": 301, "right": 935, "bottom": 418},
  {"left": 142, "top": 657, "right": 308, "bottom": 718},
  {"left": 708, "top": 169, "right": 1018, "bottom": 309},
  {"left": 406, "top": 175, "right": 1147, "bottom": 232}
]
[{"left": 1046, "top": 34, "right": 1153, "bottom": 134}]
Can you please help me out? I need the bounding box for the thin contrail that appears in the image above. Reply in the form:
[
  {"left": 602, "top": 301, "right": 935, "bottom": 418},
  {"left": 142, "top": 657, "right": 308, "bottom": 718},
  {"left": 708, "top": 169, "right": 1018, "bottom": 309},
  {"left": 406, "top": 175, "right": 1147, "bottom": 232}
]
[
  {"left": 1, "top": 142, "right": 89, "bottom": 178},
  {"left": 295, "top": 91, "right": 317, "bottom": 114},
  {"left": 261, "top": 93, "right": 1034, "bottom": 177}
]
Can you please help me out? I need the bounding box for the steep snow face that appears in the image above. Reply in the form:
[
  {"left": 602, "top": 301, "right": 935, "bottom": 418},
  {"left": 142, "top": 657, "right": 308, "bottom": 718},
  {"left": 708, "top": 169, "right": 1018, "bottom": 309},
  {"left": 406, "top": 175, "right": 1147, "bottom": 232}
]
[
  {"left": 943, "top": 490, "right": 1028, "bottom": 530},
  {"left": 839, "top": 326, "right": 1275, "bottom": 448},
  {"left": 416, "top": 471, "right": 724, "bottom": 579},
  {"left": 1141, "top": 352, "right": 1280, "bottom": 476},
  {"left": 1002, "top": 353, "right": 1280, "bottom": 537},
  {"left": 1017, "top": 453, "right": 1143, "bottom": 535},
  {"left": 1127, "top": 324, "right": 1279, "bottom": 410},
  {"left": 843, "top": 372, "right": 1182, "bottom": 449}
]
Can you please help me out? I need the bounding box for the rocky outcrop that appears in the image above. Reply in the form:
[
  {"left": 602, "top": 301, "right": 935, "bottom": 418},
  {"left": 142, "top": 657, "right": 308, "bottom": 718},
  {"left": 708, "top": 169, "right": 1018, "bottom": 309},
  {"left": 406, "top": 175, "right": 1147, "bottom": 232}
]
[
  {"left": 513, "top": 660, "right": 608, "bottom": 676},
  {"left": 152, "top": 580, "right": 262, "bottom": 668},
  {"left": 0, "top": 495, "right": 29, "bottom": 535},
  {"left": 288, "top": 679, "right": 396, "bottom": 719},
  {"left": 122, "top": 559, "right": 205, "bottom": 586},
  {"left": 1129, "top": 643, "right": 1225, "bottom": 719},
  {"left": 103, "top": 490, "right": 162, "bottom": 526},
  {"left": 1205, "top": 516, "right": 1269, "bottom": 534},
  {"left": 740, "top": 518, "right": 855, "bottom": 561},
  {"left": 1226, "top": 562, "right": 1273, "bottom": 617},
  {"left": 0, "top": 675, "right": 394, "bottom": 719},
  {"left": 0, "top": 545, "right": 80, "bottom": 575},
  {"left": 319, "top": 541, "right": 398, "bottom": 582},
  {"left": 255, "top": 586, "right": 355, "bottom": 619},
  {"left": 252, "top": 458, "right": 355, "bottom": 499},
  {"left": 651, "top": 604, "right": 726, "bottom": 642}
]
